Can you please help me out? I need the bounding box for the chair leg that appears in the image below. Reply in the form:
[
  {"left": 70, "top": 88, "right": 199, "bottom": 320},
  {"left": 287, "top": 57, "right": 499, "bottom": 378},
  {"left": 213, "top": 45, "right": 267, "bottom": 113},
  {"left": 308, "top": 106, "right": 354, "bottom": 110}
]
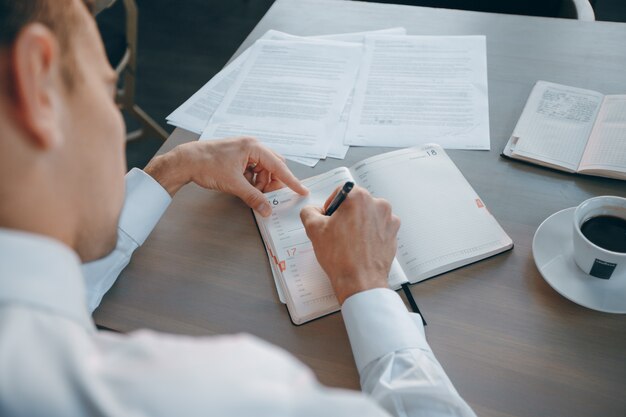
[{"left": 125, "top": 104, "right": 169, "bottom": 142}]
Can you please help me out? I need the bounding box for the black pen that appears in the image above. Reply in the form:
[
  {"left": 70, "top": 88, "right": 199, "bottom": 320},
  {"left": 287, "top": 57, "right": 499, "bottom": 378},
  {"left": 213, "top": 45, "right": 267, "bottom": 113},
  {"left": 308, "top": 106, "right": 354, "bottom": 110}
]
[
  {"left": 325, "top": 182, "right": 426, "bottom": 326},
  {"left": 325, "top": 181, "right": 354, "bottom": 216},
  {"left": 401, "top": 283, "right": 427, "bottom": 326}
]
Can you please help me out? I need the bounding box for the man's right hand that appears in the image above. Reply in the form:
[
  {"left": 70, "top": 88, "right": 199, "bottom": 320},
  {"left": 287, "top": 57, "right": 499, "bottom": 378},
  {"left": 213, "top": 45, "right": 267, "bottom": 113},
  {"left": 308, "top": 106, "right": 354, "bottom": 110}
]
[{"left": 300, "top": 186, "right": 401, "bottom": 305}]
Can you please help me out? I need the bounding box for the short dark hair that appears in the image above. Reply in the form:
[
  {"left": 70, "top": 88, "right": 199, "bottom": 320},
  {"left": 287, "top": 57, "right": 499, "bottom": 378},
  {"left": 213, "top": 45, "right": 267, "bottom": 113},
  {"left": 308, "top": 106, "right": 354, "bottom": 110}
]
[{"left": 0, "top": 0, "right": 95, "bottom": 89}]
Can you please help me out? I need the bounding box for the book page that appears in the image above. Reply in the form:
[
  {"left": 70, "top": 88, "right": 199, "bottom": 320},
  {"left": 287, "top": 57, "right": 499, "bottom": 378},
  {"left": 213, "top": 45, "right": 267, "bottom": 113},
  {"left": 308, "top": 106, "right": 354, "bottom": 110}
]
[
  {"left": 578, "top": 95, "right": 626, "bottom": 179},
  {"left": 510, "top": 81, "right": 603, "bottom": 172},
  {"left": 255, "top": 168, "right": 408, "bottom": 324},
  {"left": 344, "top": 35, "right": 490, "bottom": 150},
  {"left": 349, "top": 145, "right": 512, "bottom": 282},
  {"left": 200, "top": 39, "right": 362, "bottom": 160}
]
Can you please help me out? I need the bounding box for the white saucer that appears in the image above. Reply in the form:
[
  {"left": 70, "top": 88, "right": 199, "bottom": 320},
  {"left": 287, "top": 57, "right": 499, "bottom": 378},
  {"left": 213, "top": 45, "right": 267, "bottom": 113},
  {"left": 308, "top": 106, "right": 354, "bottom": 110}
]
[{"left": 532, "top": 207, "right": 626, "bottom": 314}]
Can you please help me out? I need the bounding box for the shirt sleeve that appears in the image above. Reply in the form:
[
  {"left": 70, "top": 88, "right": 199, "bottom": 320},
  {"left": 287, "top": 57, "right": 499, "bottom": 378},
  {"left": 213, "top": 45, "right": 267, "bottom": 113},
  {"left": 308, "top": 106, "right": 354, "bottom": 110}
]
[
  {"left": 82, "top": 168, "right": 172, "bottom": 313},
  {"left": 6, "top": 308, "right": 394, "bottom": 417},
  {"left": 342, "top": 288, "right": 477, "bottom": 417}
]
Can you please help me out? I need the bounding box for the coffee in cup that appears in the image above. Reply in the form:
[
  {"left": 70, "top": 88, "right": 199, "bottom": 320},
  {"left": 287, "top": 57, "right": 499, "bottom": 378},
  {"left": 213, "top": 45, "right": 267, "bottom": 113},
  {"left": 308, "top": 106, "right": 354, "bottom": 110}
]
[
  {"left": 580, "top": 215, "right": 626, "bottom": 253},
  {"left": 573, "top": 196, "right": 626, "bottom": 280}
]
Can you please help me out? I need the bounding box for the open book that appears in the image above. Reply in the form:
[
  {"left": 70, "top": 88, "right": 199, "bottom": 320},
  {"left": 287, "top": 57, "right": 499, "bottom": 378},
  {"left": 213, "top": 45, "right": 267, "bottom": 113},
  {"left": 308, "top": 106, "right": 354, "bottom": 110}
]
[
  {"left": 502, "top": 81, "right": 626, "bottom": 180},
  {"left": 254, "top": 145, "right": 513, "bottom": 325}
]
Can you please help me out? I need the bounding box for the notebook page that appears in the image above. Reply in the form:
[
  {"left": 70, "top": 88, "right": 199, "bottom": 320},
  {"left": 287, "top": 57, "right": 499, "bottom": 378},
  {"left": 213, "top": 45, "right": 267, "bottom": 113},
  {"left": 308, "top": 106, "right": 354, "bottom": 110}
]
[
  {"left": 255, "top": 167, "right": 408, "bottom": 324},
  {"left": 578, "top": 95, "right": 626, "bottom": 179},
  {"left": 510, "top": 81, "right": 603, "bottom": 172},
  {"left": 256, "top": 228, "right": 288, "bottom": 304},
  {"left": 350, "top": 145, "right": 512, "bottom": 283}
]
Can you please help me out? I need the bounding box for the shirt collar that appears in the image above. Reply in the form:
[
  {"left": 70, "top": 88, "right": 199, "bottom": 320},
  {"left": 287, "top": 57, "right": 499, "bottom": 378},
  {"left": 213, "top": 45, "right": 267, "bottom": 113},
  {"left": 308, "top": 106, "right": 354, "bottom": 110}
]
[{"left": 0, "top": 228, "right": 94, "bottom": 331}]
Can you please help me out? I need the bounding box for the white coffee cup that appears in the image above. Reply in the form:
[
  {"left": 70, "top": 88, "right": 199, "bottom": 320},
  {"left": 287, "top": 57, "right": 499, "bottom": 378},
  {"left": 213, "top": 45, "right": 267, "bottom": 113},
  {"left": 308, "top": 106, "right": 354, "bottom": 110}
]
[{"left": 572, "top": 196, "right": 626, "bottom": 280}]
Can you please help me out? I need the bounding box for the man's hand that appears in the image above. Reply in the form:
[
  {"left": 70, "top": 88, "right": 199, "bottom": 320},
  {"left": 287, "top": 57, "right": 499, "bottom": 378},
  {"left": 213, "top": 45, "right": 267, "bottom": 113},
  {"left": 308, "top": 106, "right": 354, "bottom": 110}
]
[
  {"left": 300, "top": 186, "right": 400, "bottom": 305},
  {"left": 144, "top": 137, "right": 308, "bottom": 216}
]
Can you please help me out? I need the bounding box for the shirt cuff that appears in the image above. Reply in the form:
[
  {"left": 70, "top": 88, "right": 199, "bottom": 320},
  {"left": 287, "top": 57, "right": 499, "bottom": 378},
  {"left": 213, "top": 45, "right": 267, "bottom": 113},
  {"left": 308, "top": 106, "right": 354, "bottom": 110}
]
[
  {"left": 341, "top": 288, "right": 431, "bottom": 372},
  {"left": 118, "top": 168, "right": 172, "bottom": 246}
]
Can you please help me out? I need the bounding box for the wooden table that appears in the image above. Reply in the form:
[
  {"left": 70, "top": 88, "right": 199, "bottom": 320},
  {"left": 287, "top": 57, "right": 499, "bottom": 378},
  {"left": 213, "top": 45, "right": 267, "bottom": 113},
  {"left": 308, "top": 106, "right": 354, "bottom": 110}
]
[{"left": 94, "top": 1, "right": 626, "bottom": 416}]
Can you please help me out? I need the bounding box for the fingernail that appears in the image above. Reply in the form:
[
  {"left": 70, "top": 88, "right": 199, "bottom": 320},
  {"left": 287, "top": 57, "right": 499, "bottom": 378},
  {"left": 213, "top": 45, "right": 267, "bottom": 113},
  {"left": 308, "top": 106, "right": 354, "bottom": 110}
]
[{"left": 257, "top": 202, "right": 271, "bottom": 217}]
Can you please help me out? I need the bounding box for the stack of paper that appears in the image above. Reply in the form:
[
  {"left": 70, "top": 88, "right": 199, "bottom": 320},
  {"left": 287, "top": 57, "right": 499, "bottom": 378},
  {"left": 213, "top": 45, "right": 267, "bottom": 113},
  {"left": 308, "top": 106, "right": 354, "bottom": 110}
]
[{"left": 167, "top": 29, "right": 491, "bottom": 166}]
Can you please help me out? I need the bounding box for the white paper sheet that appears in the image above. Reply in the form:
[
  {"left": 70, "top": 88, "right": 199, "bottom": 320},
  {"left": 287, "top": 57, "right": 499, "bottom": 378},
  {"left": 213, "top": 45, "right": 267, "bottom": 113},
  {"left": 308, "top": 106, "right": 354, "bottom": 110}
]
[
  {"left": 200, "top": 122, "right": 321, "bottom": 167},
  {"left": 166, "top": 51, "right": 249, "bottom": 134},
  {"left": 166, "top": 29, "right": 406, "bottom": 134},
  {"left": 199, "top": 39, "right": 362, "bottom": 159},
  {"left": 344, "top": 35, "right": 490, "bottom": 150},
  {"left": 259, "top": 29, "right": 407, "bottom": 160}
]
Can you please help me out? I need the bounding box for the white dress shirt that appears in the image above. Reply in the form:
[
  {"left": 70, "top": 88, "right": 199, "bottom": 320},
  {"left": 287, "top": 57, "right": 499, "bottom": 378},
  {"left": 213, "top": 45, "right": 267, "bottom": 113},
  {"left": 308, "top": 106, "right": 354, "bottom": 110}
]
[{"left": 0, "top": 168, "right": 476, "bottom": 417}]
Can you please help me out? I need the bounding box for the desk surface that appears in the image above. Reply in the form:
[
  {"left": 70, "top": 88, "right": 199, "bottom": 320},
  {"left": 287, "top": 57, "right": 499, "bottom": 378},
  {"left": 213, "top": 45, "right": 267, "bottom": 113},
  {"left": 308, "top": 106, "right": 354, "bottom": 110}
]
[{"left": 94, "top": 1, "right": 626, "bottom": 416}]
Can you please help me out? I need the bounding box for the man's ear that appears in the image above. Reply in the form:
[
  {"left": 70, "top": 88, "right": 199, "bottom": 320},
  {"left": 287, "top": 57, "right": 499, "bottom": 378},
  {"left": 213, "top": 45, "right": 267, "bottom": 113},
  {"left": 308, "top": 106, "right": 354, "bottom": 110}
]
[{"left": 11, "top": 23, "right": 65, "bottom": 150}]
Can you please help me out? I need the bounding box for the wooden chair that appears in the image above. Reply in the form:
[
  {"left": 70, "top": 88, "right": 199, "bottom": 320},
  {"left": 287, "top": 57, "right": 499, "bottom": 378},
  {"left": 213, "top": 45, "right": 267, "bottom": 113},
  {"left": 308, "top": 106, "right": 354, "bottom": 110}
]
[{"left": 95, "top": 0, "right": 168, "bottom": 142}]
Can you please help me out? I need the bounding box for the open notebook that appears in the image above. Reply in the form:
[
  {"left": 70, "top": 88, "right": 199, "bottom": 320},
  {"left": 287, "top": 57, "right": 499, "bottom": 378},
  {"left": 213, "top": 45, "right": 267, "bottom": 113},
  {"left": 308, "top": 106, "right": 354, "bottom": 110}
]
[
  {"left": 502, "top": 81, "right": 626, "bottom": 180},
  {"left": 254, "top": 145, "right": 513, "bottom": 324}
]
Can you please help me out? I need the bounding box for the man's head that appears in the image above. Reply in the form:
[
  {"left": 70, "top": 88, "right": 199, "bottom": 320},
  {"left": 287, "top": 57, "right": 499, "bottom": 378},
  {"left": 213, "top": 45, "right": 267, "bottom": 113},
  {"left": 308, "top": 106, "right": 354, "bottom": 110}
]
[{"left": 0, "top": 0, "right": 126, "bottom": 262}]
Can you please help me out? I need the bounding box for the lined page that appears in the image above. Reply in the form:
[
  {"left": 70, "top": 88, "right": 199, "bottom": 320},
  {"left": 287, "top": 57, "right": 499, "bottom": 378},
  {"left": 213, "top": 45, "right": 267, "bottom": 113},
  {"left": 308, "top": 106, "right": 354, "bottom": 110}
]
[
  {"left": 579, "top": 95, "right": 626, "bottom": 178},
  {"left": 350, "top": 145, "right": 512, "bottom": 282},
  {"left": 255, "top": 168, "right": 407, "bottom": 324},
  {"left": 511, "top": 81, "right": 603, "bottom": 172}
]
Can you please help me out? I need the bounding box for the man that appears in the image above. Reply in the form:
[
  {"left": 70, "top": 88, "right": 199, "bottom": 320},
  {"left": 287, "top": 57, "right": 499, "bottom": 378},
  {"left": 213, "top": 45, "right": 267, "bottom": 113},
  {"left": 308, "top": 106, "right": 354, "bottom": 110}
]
[{"left": 0, "top": 0, "right": 476, "bottom": 416}]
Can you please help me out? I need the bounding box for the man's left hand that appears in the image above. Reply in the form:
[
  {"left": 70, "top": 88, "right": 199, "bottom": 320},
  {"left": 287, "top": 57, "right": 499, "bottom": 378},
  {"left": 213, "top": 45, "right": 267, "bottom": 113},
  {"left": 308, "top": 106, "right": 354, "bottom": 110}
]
[{"left": 144, "top": 137, "right": 308, "bottom": 216}]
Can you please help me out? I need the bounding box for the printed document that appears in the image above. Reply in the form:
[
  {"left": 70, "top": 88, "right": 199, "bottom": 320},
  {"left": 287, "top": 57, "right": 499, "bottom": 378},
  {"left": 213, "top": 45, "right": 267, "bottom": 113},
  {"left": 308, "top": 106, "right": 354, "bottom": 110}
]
[
  {"left": 166, "top": 28, "right": 405, "bottom": 137},
  {"left": 344, "top": 35, "right": 490, "bottom": 150},
  {"left": 200, "top": 39, "right": 362, "bottom": 159}
]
